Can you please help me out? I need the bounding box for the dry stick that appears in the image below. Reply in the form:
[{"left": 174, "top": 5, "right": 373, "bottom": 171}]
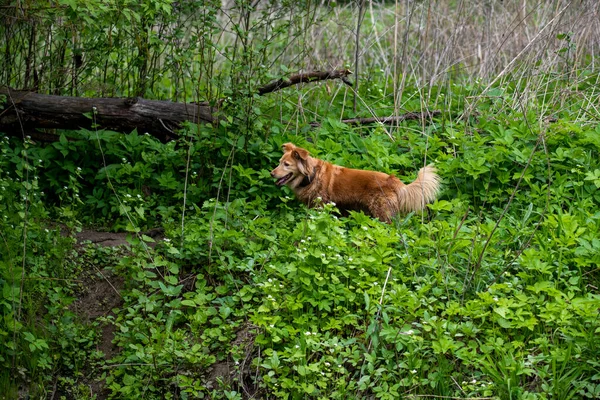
[
  {"left": 485, "top": 1, "right": 541, "bottom": 77},
  {"left": 392, "top": 0, "right": 399, "bottom": 113},
  {"left": 405, "top": 396, "right": 496, "bottom": 400},
  {"left": 331, "top": 111, "right": 441, "bottom": 126},
  {"left": 368, "top": 1, "right": 389, "bottom": 67},
  {"left": 92, "top": 266, "right": 123, "bottom": 299},
  {"left": 419, "top": 71, "right": 431, "bottom": 228},
  {"left": 378, "top": 267, "right": 393, "bottom": 307},
  {"left": 257, "top": 69, "right": 353, "bottom": 95},
  {"left": 339, "top": 86, "right": 396, "bottom": 141},
  {"left": 180, "top": 133, "right": 194, "bottom": 252},
  {"left": 353, "top": 0, "right": 366, "bottom": 113},
  {"left": 208, "top": 144, "right": 236, "bottom": 263},
  {"left": 394, "top": 0, "right": 415, "bottom": 115},
  {"left": 366, "top": 265, "right": 393, "bottom": 352}
]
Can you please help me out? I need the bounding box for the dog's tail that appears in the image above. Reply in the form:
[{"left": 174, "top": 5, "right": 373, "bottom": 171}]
[{"left": 397, "top": 165, "right": 440, "bottom": 213}]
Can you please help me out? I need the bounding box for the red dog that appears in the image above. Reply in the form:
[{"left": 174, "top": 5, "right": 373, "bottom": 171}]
[{"left": 271, "top": 143, "right": 440, "bottom": 222}]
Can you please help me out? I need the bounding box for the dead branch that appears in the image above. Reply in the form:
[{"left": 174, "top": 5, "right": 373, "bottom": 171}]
[
  {"left": 257, "top": 69, "right": 352, "bottom": 95},
  {"left": 340, "top": 111, "right": 441, "bottom": 125},
  {"left": 310, "top": 111, "right": 441, "bottom": 127}
]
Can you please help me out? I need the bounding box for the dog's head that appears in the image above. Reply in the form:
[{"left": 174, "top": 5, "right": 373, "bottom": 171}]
[{"left": 270, "top": 143, "right": 312, "bottom": 188}]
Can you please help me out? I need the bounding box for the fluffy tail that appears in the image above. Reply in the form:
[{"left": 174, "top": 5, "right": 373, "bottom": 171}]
[{"left": 397, "top": 165, "right": 440, "bottom": 213}]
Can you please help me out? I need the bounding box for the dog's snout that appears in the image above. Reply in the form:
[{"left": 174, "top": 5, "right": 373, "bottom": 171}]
[{"left": 270, "top": 170, "right": 276, "bottom": 177}]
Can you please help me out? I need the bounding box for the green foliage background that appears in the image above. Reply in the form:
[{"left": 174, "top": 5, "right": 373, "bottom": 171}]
[{"left": 1, "top": 0, "right": 600, "bottom": 399}]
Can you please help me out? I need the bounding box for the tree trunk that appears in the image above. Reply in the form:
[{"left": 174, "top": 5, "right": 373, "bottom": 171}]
[{"left": 0, "top": 88, "right": 217, "bottom": 142}]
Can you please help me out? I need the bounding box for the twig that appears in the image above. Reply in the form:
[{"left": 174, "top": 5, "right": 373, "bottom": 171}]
[
  {"left": 353, "top": 0, "right": 366, "bottom": 113},
  {"left": 102, "top": 363, "right": 155, "bottom": 369},
  {"left": 49, "top": 378, "right": 58, "bottom": 400},
  {"left": 92, "top": 266, "right": 123, "bottom": 299},
  {"left": 180, "top": 133, "right": 194, "bottom": 252},
  {"left": 257, "top": 69, "right": 353, "bottom": 95},
  {"left": 405, "top": 396, "right": 495, "bottom": 400},
  {"left": 378, "top": 267, "right": 393, "bottom": 307},
  {"left": 310, "top": 111, "right": 441, "bottom": 127}
]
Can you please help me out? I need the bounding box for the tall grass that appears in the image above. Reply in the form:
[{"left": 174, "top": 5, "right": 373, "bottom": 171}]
[
  {"left": 311, "top": 1, "right": 599, "bottom": 80},
  {"left": 2, "top": 1, "right": 599, "bottom": 101}
]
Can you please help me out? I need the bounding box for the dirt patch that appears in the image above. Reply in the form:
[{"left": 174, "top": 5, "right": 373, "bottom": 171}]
[
  {"left": 75, "top": 227, "right": 164, "bottom": 248},
  {"left": 69, "top": 267, "right": 124, "bottom": 400},
  {"left": 71, "top": 226, "right": 163, "bottom": 362},
  {"left": 69, "top": 228, "right": 136, "bottom": 399},
  {"left": 76, "top": 230, "right": 131, "bottom": 247},
  {"left": 207, "top": 322, "right": 260, "bottom": 397},
  {"left": 48, "top": 226, "right": 165, "bottom": 398},
  {"left": 65, "top": 227, "right": 170, "bottom": 398},
  {"left": 71, "top": 226, "right": 164, "bottom": 361},
  {"left": 71, "top": 268, "right": 123, "bottom": 358}
]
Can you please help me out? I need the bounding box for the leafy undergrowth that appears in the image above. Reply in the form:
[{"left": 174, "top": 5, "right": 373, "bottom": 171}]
[{"left": 1, "top": 79, "right": 600, "bottom": 399}]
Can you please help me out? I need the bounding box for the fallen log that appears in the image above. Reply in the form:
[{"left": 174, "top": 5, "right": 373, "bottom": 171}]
[
  {"left": 0, "top": 89, "right": 216, "bottom": 142},
  {"left": 0, "top": 69, "right": 353, "bottom": 142}
]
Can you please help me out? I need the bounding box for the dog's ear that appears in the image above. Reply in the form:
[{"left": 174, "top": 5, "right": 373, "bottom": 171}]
[
  {"left": 292, "top": 147, "right": 310, "bottom": 161},
  {"left": 282, "top": 143, "right": 295, "bottom": 153},
  {"left": 293, "top": 147, "right": 311, "bottom": 177}
]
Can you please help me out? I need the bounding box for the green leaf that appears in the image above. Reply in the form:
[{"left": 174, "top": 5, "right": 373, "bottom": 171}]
[
  {"left": 494, "top": 306, "right": 509, "bottom": 319},
  {"left": 219, "top": 306, "right": 232, "bottom": 319},
  {"left": 158, "top": 282, "right": 183, "bottom": 296},
  {"left": 167, "top": 246, "right": 180, "bottom": 255},
  {"left": 302, "top": 383, "right": 316, "bottom": 394},
  {"left": 297, "top": 365, "right": 308, "bottom": 376},
  {"left": 429, "top": 200, "right": 452, "bottom": 211},
  {"left": 496, "top": 318, "right": 512, "bottom": 328},
  {"left": 134, "top": 206, "right": 145, "bottom": 219}
]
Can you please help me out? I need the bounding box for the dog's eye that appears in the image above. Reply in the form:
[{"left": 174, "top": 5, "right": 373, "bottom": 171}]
[{"left": 283, "top": 162, "right": 290, "bottom": 167}]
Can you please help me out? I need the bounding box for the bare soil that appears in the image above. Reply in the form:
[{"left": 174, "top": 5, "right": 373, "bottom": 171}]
[
  {"left": 70, "top": 266, "right": 123, "bottom": 400},
  {"left": 75, "top": 226, "right": 164, "bottom": 248},
  {"left": 65, "top": 228, "right": 156, "bottom": 399}
]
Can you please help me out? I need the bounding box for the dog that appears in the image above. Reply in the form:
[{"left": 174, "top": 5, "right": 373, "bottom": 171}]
[{"left": 271, "top": 143, "right": 440, "bottom": 223}]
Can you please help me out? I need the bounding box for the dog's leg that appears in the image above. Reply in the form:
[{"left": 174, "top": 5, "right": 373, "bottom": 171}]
[{"left": 369, "top": 197, "right": 394, "bottom": 223}]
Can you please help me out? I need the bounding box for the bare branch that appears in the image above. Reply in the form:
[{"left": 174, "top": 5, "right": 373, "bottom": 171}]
[
  {"left": 257, "top": 69, "right": 353, "bottom": 95},
  {"left": 310, "top": 111, "right": 441, "bottom": 127}
]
